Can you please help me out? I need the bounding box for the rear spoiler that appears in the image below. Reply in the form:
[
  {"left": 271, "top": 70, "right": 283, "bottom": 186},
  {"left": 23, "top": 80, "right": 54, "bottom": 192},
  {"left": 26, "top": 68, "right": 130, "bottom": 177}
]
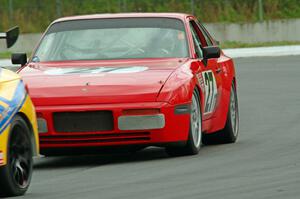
[{"left": 0, "top": 26, "right": 19, "bottom": 48}]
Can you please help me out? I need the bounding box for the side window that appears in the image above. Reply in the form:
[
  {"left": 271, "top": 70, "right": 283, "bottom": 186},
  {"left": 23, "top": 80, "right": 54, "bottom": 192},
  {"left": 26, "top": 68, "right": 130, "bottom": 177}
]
[
  {"left": 189, "top": 22, "right": 203, "bottom": 59},
  {"left": 196, "top": 22, "right": 213, "bottom": 46}
]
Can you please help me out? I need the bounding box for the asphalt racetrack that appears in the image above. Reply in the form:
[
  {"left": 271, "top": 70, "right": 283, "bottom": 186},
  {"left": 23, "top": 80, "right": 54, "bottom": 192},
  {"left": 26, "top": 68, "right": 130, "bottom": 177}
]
[{"left": 9, "top": 55, "right": 300, "bottom": 199}]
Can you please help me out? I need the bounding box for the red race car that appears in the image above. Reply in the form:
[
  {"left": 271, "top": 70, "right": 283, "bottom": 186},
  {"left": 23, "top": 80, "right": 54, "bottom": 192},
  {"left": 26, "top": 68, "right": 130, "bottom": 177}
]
[{"left": 15, "top": 13, "right": 239, "bottom": 156}]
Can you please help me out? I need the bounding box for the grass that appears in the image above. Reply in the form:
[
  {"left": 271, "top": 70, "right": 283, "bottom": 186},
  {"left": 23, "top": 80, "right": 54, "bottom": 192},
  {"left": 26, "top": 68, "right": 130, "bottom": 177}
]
[
  {"left": 0, "top": 51, "right": 12, "bottom": 59},
  {"left": 1, "top": 0, "right": 300, "bottom": 33},
  {"left": 0, "top": 52, "right": 31, "bottom": 59}
]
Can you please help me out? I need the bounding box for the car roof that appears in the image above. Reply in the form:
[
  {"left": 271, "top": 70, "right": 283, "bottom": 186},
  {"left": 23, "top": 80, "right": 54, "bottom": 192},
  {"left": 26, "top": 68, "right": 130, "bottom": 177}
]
[{"left": 53, "top": 13, "right": 192, "bottom": 24}]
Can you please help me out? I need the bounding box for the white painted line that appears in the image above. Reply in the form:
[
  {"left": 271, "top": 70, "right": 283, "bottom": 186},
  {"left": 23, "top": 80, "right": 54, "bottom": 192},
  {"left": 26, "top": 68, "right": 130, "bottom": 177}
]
[{"left": 223, "top": 45, "right": 300, "bottom": 58}]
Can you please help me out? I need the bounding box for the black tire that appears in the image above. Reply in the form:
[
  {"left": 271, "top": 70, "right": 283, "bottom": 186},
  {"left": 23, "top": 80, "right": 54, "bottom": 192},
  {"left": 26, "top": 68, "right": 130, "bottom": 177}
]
[
  {"left": 166, "top": 89, "right": 202, "bottom": 156},
  {"left": 0, "top": 115, "right": 33, "bottom": 197},
  {"left": 202, "top": 82, "right": 239, "bottom": 145}
]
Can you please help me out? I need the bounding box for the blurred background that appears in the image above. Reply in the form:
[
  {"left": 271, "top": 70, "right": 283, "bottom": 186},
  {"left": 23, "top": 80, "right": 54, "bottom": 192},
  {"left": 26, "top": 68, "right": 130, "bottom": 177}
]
[{"left": 1, "top": 0, "right": 300, "bottom": 55}]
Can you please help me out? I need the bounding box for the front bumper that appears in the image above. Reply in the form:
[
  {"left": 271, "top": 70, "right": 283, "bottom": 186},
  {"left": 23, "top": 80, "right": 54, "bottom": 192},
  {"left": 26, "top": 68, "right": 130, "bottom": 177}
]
[{"left": 36, "top": 102, "right": 190, "bottom": 149}]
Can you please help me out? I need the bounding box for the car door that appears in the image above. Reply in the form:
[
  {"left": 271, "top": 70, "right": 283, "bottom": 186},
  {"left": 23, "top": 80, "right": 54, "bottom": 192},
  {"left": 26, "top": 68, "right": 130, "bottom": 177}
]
[{"left": 189, "top": 20, "right": 222, "bottom": 120}]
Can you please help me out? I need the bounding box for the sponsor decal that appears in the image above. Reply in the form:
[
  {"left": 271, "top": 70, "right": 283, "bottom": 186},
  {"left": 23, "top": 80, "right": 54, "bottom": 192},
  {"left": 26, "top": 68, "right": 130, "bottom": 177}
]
[{"left": 44, "top": 66, "right": 148, "bottom": 75}]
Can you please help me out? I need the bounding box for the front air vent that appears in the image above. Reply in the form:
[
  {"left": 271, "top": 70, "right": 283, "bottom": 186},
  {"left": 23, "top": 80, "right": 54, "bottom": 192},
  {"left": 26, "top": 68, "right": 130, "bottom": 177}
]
[{"left": 53, "top": 111, "right": 114, "bottom": 133}]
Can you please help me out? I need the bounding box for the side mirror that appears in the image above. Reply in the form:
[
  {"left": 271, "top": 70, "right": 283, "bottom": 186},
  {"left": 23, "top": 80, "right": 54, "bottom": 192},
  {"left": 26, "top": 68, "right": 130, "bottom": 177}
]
[
  {"left": 11, "top": 53, "right": 27, "bottom": 66},
  {"left": 0, "top": 26, "right": 20, "bottom": 48},
  {"left": 203, "top": 46, "right": 221, "bottom": 59},
  {"left": 6, "top": 27, "right": 19, "bottom": 48}
]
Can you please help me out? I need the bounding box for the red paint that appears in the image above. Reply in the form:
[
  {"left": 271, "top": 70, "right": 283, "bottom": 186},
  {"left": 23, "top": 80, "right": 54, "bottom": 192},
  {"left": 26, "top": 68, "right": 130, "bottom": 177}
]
[{"left": 19, "top": 13, "right": 237, "bottom": 150}]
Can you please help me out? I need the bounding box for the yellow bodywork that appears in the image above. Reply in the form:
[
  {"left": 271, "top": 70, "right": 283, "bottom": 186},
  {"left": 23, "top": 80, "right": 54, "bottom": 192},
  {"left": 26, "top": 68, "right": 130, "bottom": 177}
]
[{"left": 0, "top": 68, "right": 39, "bottom": 166}]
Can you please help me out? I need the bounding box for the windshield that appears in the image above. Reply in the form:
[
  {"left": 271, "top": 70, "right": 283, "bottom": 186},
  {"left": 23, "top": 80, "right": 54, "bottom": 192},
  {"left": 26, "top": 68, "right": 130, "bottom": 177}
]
[{"left": 33, "top": 18, "right": 189, "bottom": 62}]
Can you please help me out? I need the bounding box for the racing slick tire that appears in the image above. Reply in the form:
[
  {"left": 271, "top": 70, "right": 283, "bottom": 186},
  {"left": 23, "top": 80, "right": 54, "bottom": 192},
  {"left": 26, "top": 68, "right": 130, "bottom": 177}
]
[
  {"left": 0, "top": 115, "right": 33, "bottom": 197},
  {"left": 202, "top": 82, "right": 239, "bottom": 144},
  {"left": 166, "top": 89, "right": 202, "bottom": 156}
]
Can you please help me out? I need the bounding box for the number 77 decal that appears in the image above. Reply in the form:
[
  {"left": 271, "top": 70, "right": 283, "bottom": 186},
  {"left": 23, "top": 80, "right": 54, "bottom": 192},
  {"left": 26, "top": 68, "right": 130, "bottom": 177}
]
[{"left": 202, "top": 70, "right": 218, "bottom": 114}]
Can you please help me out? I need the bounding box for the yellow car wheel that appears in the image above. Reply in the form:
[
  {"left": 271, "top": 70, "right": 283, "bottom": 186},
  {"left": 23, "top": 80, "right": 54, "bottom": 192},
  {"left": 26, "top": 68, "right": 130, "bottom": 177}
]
[{"left": 0, "top": 115, "right": 33, "bottom": 197}]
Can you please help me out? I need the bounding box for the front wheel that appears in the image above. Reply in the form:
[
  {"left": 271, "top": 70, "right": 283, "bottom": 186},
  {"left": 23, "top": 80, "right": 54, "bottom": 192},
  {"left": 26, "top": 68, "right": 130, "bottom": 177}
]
[
  {"left": 202, "top": 82, "right": 239, "bottom": 144},
  {"left": 0, "top": 115, "right": 33, "bottom": 197},
  {"left": 166, "top": 89, "right": 202, "bottom": 156}
]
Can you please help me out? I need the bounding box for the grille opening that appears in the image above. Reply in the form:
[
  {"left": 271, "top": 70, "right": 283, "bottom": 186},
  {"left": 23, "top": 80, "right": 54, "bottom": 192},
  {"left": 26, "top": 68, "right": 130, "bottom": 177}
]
[{"left": 53, "top": 111, "right": 114, "bottom": 133}]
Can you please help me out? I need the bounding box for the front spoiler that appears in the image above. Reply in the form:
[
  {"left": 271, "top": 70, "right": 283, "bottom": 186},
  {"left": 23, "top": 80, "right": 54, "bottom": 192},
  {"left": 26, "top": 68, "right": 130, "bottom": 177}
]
[{"left": 37, "top": 102, "right": 191, "bottom": 149}]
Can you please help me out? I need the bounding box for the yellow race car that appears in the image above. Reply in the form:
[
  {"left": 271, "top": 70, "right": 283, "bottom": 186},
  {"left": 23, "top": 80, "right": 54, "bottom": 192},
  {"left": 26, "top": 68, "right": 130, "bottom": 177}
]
[{"left": 0, "top": 27, "right": 39, "bottom": 197}]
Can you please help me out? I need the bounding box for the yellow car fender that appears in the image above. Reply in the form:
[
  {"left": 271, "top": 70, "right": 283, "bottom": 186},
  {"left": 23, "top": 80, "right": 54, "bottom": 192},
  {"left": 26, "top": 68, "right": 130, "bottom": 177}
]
[{"left": 0, "top": 68, "right": 39, "bottom": 166}]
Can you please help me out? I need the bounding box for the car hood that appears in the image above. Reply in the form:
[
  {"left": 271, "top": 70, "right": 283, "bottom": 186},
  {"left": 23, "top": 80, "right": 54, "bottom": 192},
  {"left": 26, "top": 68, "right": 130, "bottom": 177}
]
[
  {"left": 19, "top": 58, "right": 187, "bottom": 106},
  {"left": 0, "top": 68, "right": 20, "bottom": 83}
]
